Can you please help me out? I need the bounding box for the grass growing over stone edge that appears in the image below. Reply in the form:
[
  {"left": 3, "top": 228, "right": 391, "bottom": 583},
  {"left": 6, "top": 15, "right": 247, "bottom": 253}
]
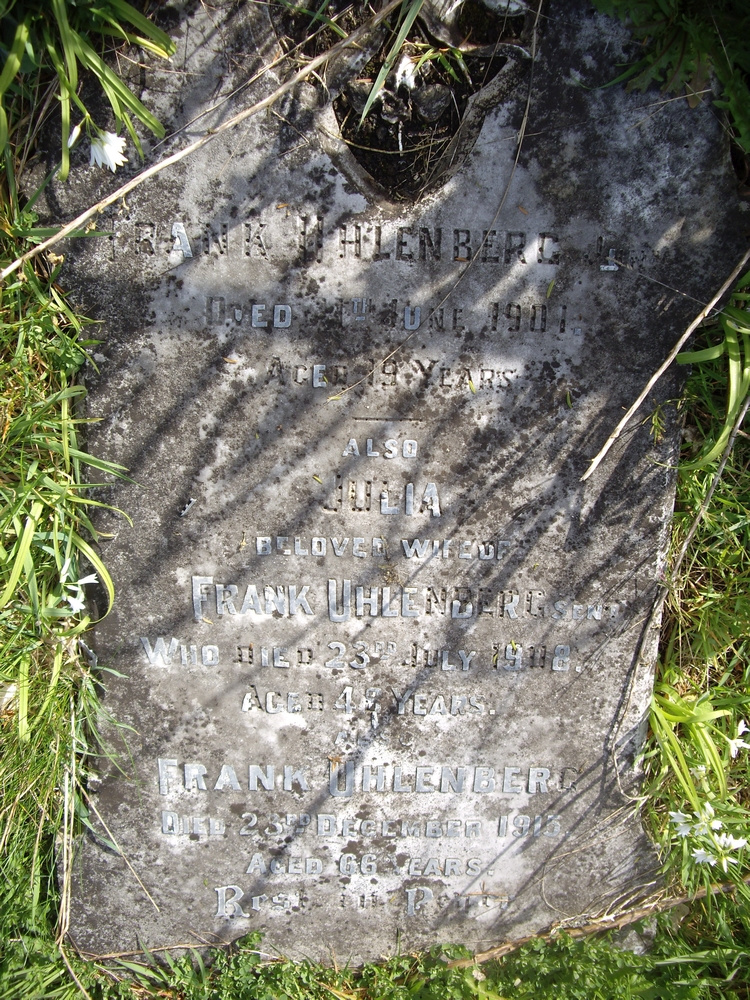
[
  {"left": 641, "top": 283, "right": 750, "bottom": 897},
  {"left": 0, "top": 153, "right": 132, "bottom": 993}
]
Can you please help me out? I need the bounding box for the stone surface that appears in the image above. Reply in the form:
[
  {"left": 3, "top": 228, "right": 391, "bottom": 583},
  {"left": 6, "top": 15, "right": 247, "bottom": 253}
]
[{"left": 53, "top": 0, "right": 747, "bottom": 963}]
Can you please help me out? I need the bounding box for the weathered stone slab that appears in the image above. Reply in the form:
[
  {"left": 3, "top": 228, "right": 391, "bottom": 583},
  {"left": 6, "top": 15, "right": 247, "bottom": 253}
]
[{"left": 57, "top": 0, "right": 745, "bottom": 963}]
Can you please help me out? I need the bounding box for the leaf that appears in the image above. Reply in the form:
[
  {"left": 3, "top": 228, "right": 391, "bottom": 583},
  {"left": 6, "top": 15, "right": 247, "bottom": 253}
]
[
  {"left": 71, "top": 532, "right": 115, "bottom": 619},
  {"left": 677, "top": 343, "right": 725, "bottom": 364},
  {"left": 360, "top": 0, "right": 425, "bottom": 124},
  {"left": 17, "top": 654, "right": 30, "bottom": 743},
  {"left": 0, "top": 500, "right": 43, "bottom": 611},
  {"left": 650, "top": 700, "right": 700, "bottom": 811},
  {"left": 75, "top": 37, "right": 165, "bottom": 137},
  {"left": 0, "top": 20, "right": 30, "bottom": 99},
  {"left": 51, "top": 0, "right": 79, "bottom": 92},
  {"left": 101, "top": 0, "right": 176, "bottom": 56}
]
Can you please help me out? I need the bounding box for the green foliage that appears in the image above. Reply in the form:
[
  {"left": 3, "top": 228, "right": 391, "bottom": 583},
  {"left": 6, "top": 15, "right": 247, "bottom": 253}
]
[
  {"left": 677, "top": 272, "right": 750, "bottom": 467},
  {"left": 643, "top": 275, "right": 750, "bottom": 906},
  {"left": 591, "top": 0, "right": 750, "bottom": 153},
  {"left": 280, "top": 0, "right": 348, "bottom": 40},
  {"left": 0, "top": 0, "right": 175, "bottom": 177},
  {"left": 359, "top": 0, "right": 426, "bottom": 123},
  {"left": 5, "top": 926, "right": 750, "bottom": 999},
  {"left": 0, "top": 152, "right": 129, "bottom": 998}
]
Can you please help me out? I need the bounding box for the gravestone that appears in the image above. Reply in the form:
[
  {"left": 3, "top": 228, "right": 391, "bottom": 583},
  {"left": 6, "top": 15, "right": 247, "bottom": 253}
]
[{"left": 55, "top": 0, "right": 746, "bottom": 963}]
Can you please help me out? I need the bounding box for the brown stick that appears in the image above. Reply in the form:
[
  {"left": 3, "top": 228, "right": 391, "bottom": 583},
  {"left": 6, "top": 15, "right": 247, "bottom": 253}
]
[
  {"left": 59, "top": 942, "right": 96, "bottom": 1000},
  {"left": 580, "top": 246, "right": 750, "bottom": 481},
  {"left": 448, "top": 875, "right": 750, "bottom": 968}
]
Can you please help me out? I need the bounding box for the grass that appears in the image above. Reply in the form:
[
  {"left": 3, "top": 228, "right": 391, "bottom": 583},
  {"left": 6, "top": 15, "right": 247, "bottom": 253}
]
[
  {"left": 590, "top": 0, "right": 750, "bottom": 156},
  {"left": 643, "top": 304, "right": 750, "bottom": 900},
  {"left": 0, "top": 0, "right": 174, "bottom": 179},
  {"left": 0, "top": 145, "right": 129, "bottom": 998},
  {"left": 0, "top": 0, "right": 750, "bottom": 996}
]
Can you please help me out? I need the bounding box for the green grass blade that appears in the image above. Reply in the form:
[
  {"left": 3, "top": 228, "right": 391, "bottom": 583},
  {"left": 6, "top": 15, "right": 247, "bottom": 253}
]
[
  {"left": 689, "top": 724, "right": 728, "bottom": 799},
  {"left": 677, "top": 343, "right": 725, "bottom": 364},
  {"left": 0, "top": 20, "right": 30, "bottom": 98},
  {"left": 17, "top": 653, "right": 30, "bottom": 742},
  {"left": 360, "top": 0, "right": 425, "bottom": 124},
  {"left": 0, "top": 500, "right": 43, "bottom": 611},
  {"left": 650, "top": 701, "right": 701, "bottom": 811},
  {"left": 75, "top": 37, "right": 165, "bottom": 137},
  {"left": 35, "top": 643, "right": 64, "bottom": 722},
  {"left": 70, "top": 533, "right": 115, "bottom": 618},
  {"left": 50, "top": 0, "right": 79, "bottom": 92},
  {"left": 103, "top": 0, "right": 176, "bottom": 56},
  {"left": 0, "top": 105, "right": 7, "bottom": 158}
]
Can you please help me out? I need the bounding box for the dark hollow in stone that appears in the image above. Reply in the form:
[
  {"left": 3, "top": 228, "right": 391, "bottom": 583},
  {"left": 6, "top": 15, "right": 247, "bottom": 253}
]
[{"left": 269, "top": 0, "right": 533, "bottom": 199}]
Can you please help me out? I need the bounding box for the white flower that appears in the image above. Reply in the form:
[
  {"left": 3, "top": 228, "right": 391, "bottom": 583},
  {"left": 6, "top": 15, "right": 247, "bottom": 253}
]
[
  {"left": 691, "top": 847, "right": 717, "bottom": 865},
  {"left": 729, "top": 739, "right": 750, "bottom": 757},
  {"left": 395, "top": 53, "right": 418, "bottom": 90},
  {"left": 66, "top": 593, "right": 86, "bottom": 614},
  {"left": 1, "top": 683, "right": 17, "bottom": 712},
  {"left": 669, "top": 811, "right": 693, "bottom": 837},
  {"left": 716, "top": 833, "right": 747, "bottom": 851},
  {"left": 67, "top": 123, "right": 82, "bottom": 148},
  {"left": 77, "top": 573, "right": 99, "bottom": 586},
  {"left": 90, "top": 130, "right": 128, "bottom": 172},
  {"left": 729, "top": 720, "right": 750, "bottom": 757},
  {"left": 693, "top": 804, "right": 722, "bottom": 836}
]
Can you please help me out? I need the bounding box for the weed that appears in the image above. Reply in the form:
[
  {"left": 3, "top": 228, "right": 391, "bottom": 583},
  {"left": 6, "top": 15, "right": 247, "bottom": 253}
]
[
  {"left": 0, "top": 146, "right": 128, "bottom": 997},
  {"left": 591, "top": 0, "right": 750, "bottom": 155},
  {"left": 0, "top": 0, "right": 175, "bottom": 178},
  {"left": 643, "top": 280, "right": 750, "bottom": 915},
  {"left": 677, "top": 272, "right": 750, "bottom": 468}
]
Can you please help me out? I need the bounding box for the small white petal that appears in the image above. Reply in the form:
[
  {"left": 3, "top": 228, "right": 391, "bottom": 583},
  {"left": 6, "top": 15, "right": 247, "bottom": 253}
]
[
  {"left": 67, "top": 123, "right": 82, "bottom": 148},
  {"left": 669, "top": 811, "right": 692, "bottom": 824},
  {"left": 395, "top": 53, "right": 418, "bottom": 90},
  {"left": 738, "top": 719, "right": 748, "bottom": 736},
  {"left": 77, "top": 573, "right": 99, "bottom": 586},
  {"left": 90, "top": 131, "right": 128, "bottom": 172},
  {"left": 1, "top": 683, "right": 17, "bottom": 711},
  {"left": 717, "top": 833, "right": 747, "bottom": 851},
  {"left": 691, "top": 848, "right": 717, "bottom": 865}
]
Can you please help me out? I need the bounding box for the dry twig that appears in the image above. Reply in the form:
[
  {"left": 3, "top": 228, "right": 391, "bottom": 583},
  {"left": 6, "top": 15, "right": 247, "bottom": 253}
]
[
  {"left": 449, "top": 873, "right": 750, "bottom": 968},
  {"left": 581, "top": 246, "right": 750, "bottom": 481}
]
